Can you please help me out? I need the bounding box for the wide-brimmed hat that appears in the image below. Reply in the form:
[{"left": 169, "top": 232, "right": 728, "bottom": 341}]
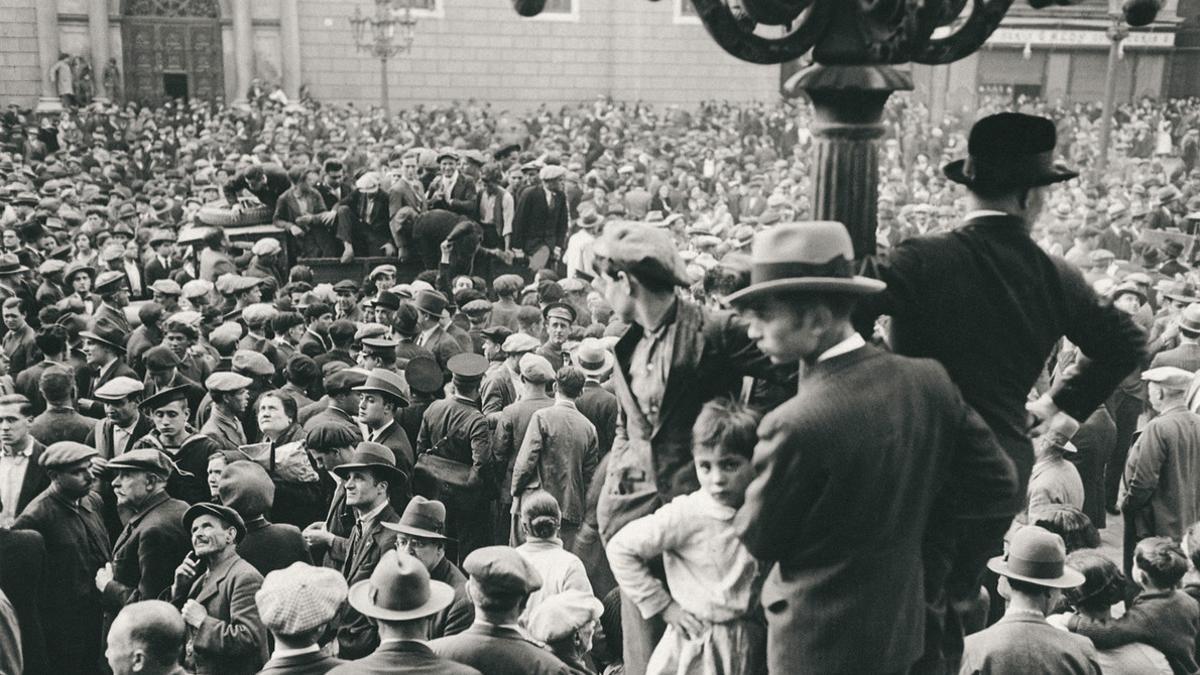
[
  {"left": 332, "top": 441, "right": 405, "bottom": 483},
  {"left": 943, "top": 113, "right": 1078, "bottom": 190},
  {"left": 80, "top": 320, "right": 129, "bottom": 353},
  {"left": 725, "top": 221, "right": 885, "bottom": 306},
  {"left": 987, "top": 526, "right": 1084, "bottom": 589},
  {"left": 0, "top": 254, "right": 28, "bottom": 276},
  {"left": 353, "top": 368, "right": 409, "bottom": 407},
  {"left": 347, "top": 549, "right": 454, "bottom": 621},
  {"left": 382, "top": 495, "right": 453, "bottom": 541},
  {"left": 413, "top": 290, "right": 447, "bottom": 317}
]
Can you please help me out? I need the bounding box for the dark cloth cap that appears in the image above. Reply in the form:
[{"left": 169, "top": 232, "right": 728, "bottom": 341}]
[
  {"left": 404, "top": 356, "right": 443, "bottom": 394},
  {"left": 325, "top": 368, "right": 369, "bottom": 393},
  {"left": 285, "top": 353, "right": 319, "bottom": 384},
  {"left": 329, "top": 319, "right": 357, "bottom": 343},
  {"left": 375, "top": 291, "right": 402, "bottom": 311},
  {"left": 592, "top": 222, "right": 690, "bottom": 288},
  {"left": 463, "top": 546, "right": 542, "bottom": 597},
  {"left": 305, "top": 422, "right": 362, "bottom": 452},
  {"left": 183, "top": 502, "right": 247, "bottom": 543},
  {"left": 216, "top": 460, "right": 275, "bottom": 519},
  {"left": 143, "top": 345, "right": 181, "bottom": 370},
  {"left": 393, "top": 303, "right": 420, "bottom": 337},
  {"left": 480, "top": 326, "right": 513, "bottom": 344}
]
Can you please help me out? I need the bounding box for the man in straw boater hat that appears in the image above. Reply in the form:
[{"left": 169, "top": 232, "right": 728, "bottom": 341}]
[
  {"left": 959, "top": 526, "right": 1097, "bottom": 673},
  {"left": 855, "top": 113, "right": 1146, "bottom": 664},
  {"left": 726, "top": 220, "right": 1019, "bottom": 675},
  {"left": 331, "top": 549, "right": 477, "bottom": 674}
]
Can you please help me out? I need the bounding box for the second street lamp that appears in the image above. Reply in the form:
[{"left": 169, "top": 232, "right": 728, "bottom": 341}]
[{"left": 350, "top": 0, "right": 417, "bottom": 115}]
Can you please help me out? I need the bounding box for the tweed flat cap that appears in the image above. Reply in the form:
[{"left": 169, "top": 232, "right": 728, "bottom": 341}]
[
  {"left": 518, "top": 354, "right": 555, "bottom": 384},
  {"left": 151, "top": 279, "right": 182, "bottom": 296},
  {"left": 241, "top": 303, "right": 278, "bottom": 327},
  {"left": 182, "top": 279, "right": 213, "bottom": 299},
  {"left": 525, "top": 590, "right": 604, "bottom": 643},
  {"left": 232, "top": 350, "right": 274, "bottom": 377},
  {"left": 41, "top": 441, "right": 98, "bottom": 468},
  {"left": 251, "top": 238, "right": 281, "bottom": 257},
  {"left": 256, "top": 563, "right": 349, "bottom": 636},
  {"left": 218, "top": 460, "right": 275, "bottom": 519},
  {"left": 94, "top": 376, "right": 145, "bottom": 401},
  {"left": 592, "top": 222, "right": 689, "bottom": 288},
  {"left": 143, "top": 345, "right": 182, "bottom": 371},
  {"left": 464, "top": 546, "right": 542, "bottom": 597},
  {"left": 1142, "top": 366, "right": 1194, "bottom": 391},
  {"left": 206, "top": 371, "right": 254, "bottom": 392},
  {"left": 501, "top": 333, "right": 541, "bottom": 354}
]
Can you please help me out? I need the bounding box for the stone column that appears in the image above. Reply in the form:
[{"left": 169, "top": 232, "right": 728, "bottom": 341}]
[
  {"left": 796, "top": 65, "right": 913, "bottom": 258},
  {"left": 88, "top": 0, "right": 111, "bottom": 101},
  {"left": 34, "top": 0, "right": 62, "bottom": 112},
  {"left": 232, "top": 0, "right": 255, "bottom": 105},
  {"left": 279, "top": 0, "right": 303, "bottom": 99}
]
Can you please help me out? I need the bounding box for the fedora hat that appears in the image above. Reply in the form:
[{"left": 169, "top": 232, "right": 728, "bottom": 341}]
[
  {"left": 353, "top": 368, "right": 410, "bottom": 408},
  {"left": 572, "top": 337, "right": 615, "bottom": 377},
  {"left": 0, "top": 254, "right": 28, "bottom": 276},
  {"left": 347, "top": 549, "right": 454, "bottom": 621},
  {"left": 944, "top": 113, "right": 1078, "bottom": 190},
  {"left": 1181, "top": 304, "right": 1200, "bottom": 334},
  {"left": 987, "top": 526, "right": 1084, "bottom": 589},
  {"left": 412, "top": 290, "right": 447, "bottom": 318},
  {"left": 80, "top": 320, "right": 129, "bottom": 353},
  {"left": 382, "top": 495, "right": 453, "bottom": 541},
  {"left": 332, "top": 441, "right": 405, "bottom": 484},
  {"left": 725, "top": 221, "right": 885, "bottom": 306},
  {"left": 945, "top": 111, "right": 1080, "bottom": 187}
]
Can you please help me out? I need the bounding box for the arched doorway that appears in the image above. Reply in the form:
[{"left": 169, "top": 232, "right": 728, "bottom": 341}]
[{"left": 122, "top": 0, "right": 225, "bottom": 105}]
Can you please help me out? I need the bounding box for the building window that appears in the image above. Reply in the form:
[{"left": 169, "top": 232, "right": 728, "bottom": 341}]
[
  {"left": 404, "top": 0, "right": 444, "bottom": 18},
  {"left": 674, "top": 0, "right": 700, "bottom": 25},
  {"left": 532, "top": 0, "right": 580, "bottom": 21}
]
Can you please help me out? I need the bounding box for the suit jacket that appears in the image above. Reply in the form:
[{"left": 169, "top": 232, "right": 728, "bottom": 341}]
[
  {"left": 427, "top": 173, "right": 479, "bottom": 220},
  {"left": 1097, "top": 228, "right": 1133, "bottom": 262},
  {"left": 963, "top": 614, "right": 1100, "bottom": 675},
  {"left": 417, "top": 325, "right": 464, "bottom": 381},
  {"left": 388, "top": 176, "right": 426, "bottom": 248},
  {"left": 481, "top": 363, "right": 517, "bottom": 416},
  {"left": 735, "top": 345, "right": 1018, "bottom": 674},
  {"left": 94, "top": 302, "right": 131, "bottom": 334},
  {"left": 493, "top": 396, "right": 553, "bottom": 506},
  {"left": 14, "top": 358, "right": 71, "bottom": 415},
  {"left": 512, "top": 401, "right": 599, "bottom": 525},
  {"left": 430, "top": 623, "right": 571, "bottom": 675},
  {"left": 298, "top": 329, "right": 331, "bottom": 358},
  {"left": 173, "top": 553, "right": 268, "bottom": 675},
  {"left": 368, "top": 420, "right": 415, "bottom": 486},
  {"left": 328, "top": 640, "right": 481, "bottom": 675},
  {"left": 575, "top": 381, "right": 618, "bottom": 456},
  {"left": 0, "top": 527, "right": 48, "bottom": 675},
  {"left": 429, "top": 555, "right": 475, "bottom": 640},
  {"left": 598, "top": 298, "right": 782, "bottom": 541},
  {"left": 1122, "top": 406, "right": 1200, "bottom": 542},
  {"left": 860, "top": 213, "right": 1146, "bottom": 501},
  {"left": 344, "top": 189, "right": 391, "bottom": 254},
  {"left": 258, "top": 649, "right": 345, "bottom": 675},
  {"left": 1, "top": 323, "right": 37, "bottom": 375},
  {"left": 336, "top": 504, "right": 400, "bottom": 660},
  {"left": 512, "top": 185, "right": 569, "bottom": 252},
  {"left": 13, "top": 489, "right": 110, "bottom": 674},
  {"left": 30, "top": 406, "right": 94, "bottom": 446},
  {"left": 102, "top": 491, "right": 190, "bottom": 616},
  {"left": 144, "top": 255, "right": 180, "bottom": 288},
  {"left": 1151, "top": 341, "right": 1200, "bottom": 372},
  {"left": 237, "top": 517, "right": 311, "bottom": 576}
]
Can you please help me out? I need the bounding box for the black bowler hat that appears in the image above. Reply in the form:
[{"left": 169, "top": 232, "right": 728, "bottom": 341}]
[{"left": 943, "top": 113, "right": 1078, "bottom": 190}]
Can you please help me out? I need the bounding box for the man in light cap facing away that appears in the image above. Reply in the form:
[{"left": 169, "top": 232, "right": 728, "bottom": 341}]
[
  {"left": 430, "top": 545, "right": 570, "bottom": 675},
  {"left": 256, "top": 562, "right": 348, "bottom": 673},
  {"left": 1027, "top": 412, "right": 1085, "bottom": 516},
  {"left": 12, "top": 441, "right": 111, "bottom": 674},
  {"left": 482, "top": 332, "right": 541, "bottom": 416},
  {"left": 492, "top": 352, "right": 556, "bottom": 543},
  {"left": 512, "top": 163, "right": 570, "bottom": 271},
  {"left": 524, "top": 589, "right": 604, "bottom": 674},
  {"left": 1122, "top": 366, "right": 1200, "bottom": 576},
  {"left": 246, "top": 238, "right": 283, "bottom": 285},
  {"left": 342, "top": 171, "right": 392, "bottom": 260}
]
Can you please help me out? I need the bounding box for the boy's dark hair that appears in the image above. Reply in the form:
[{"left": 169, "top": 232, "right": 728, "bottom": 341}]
[
  {"left": 1134, "top": 536, "right": 1188, "bottom": 589},
  {"left": 691, "top": 397, "right": 761, "bottom": 460},
  {"left": 555, "top": 366, "right": 585, "bottom": 399}
]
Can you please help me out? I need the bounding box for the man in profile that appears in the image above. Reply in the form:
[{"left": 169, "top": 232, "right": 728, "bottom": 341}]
[{"left": 105, "top": 600, "right": 188, "bottom": 675}]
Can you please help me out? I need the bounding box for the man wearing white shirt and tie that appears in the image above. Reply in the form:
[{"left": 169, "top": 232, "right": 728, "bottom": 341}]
[
  {"left": 354, "top": 368, "right": 415, "bottom": 485},
  {"left": 0, "top": 394, "right": 47, "bottom": 527}
]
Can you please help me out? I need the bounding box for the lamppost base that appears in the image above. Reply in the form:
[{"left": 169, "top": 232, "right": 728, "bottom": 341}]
[{"left": 788, "top": 64, "right": 913, "bottom": 259}]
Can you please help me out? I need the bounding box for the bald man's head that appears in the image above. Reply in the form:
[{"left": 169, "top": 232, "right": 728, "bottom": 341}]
[{"left": 105, "top": 600, "right": 185, "bottom": 675}]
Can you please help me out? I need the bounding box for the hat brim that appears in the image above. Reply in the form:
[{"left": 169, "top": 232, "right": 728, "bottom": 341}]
[
  {"left": 943, "top": 159, "right": 1079, "bottom": 189},
  {"left": 986, "top": 555, "right": 1085, "bottom": 589},
  {"left": 332, "top": 462, "right": 407, "bottom": 482},
  {"left": 573, "top": 350, "right": 615, "bottom": 376},
  {"left": 352, "top": 385, "right": 410, "bottom": 407},
  {"left": 0, "top": 265, "right": 29, "bottom": 276},
  {"left": 725, "top": 276, "right": 887, "bottom": 306},
  {"left": 79, "top": 331, "right": 127, "bottom": 353},
  {"left": 381, "top": 521, "right": 454, "bottom": 542},
  {"left": 347, "top": 577, "right": 455, "bottom": 621}
]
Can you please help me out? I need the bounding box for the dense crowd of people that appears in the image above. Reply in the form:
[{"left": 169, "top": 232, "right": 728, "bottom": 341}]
[{"left": 0, "top": 84, "right": 1195, "bottom": 675}]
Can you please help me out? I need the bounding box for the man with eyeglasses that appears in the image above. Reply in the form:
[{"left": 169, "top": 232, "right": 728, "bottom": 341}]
[{"left": 382, "top": 496, "right": 474, "bottom": 639}]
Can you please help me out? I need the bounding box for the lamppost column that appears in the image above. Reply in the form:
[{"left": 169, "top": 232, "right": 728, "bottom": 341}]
[
  {"left": 34, "top": 0, "right": 62, "bottom": 112},
  {"left": 797, "top": 65, "right": 913, "bottom": 259},
  {"left": 1097, "top": 10, "right": 1127, "bottom": 177},
  {"left": 232, "top": 0, "right": 255, "bottom": 105},
  {"left": 380, "top": 56, "right": 391, "bottom": 114},
  {"left": 87, "top": 0, "right": 111, "bottom": 102}
]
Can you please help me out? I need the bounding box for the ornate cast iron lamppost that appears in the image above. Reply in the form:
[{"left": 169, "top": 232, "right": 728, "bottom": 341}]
[
  {"left": 511, "top": 0, "right": 1161, "bottom": 259},
  {"left": 350, "top": 0, "right": 418, "bottom": 115}
]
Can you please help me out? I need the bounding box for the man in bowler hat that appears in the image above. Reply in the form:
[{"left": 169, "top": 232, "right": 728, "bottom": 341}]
[{"left": 857, "top": 112, "right": 1146, "bottom": 670}]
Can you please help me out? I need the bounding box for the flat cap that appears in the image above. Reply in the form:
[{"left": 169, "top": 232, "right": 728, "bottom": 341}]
[
  {"left": 360, "top": 336, "right": 397, "bottom": 354},
  {"left": 232, "top": 350, "right": 275, "bottom": 377},
  {"left": 404, "top": 356, "right": 443, "bottom": 394},
  {"left": 40, "top": 441, "right": 98, "bottom": 468},
  {"left": 143, "top": 345, "right": 182, "bottom": 371},
  {"left": 461, "top": 299, "right": 492, "bottom": 318},
  {"left": 93, "top": 376, "right": 145, "bottom": 401},
  {"left": 463, "top": 546, "right": 542, "bottom": 597},
  {"left": 95, "top": 270, "right": 128, "bottom": 293},
  {"left": 501, "top": 332, "right": 541, "bottom": 354},
  {"left": 480, "top": 326, "right": 513, "bottom": 345},
  {"left": 525, "top": 589, "right": 604, "bottom": 643},
  {"left": 592, "top": 222, "right": 690, "bottom": 288},
  {"left": 1142, "top": 366, "right": 1194, "bottom": 390},
  {"left": 368, "top": 264, "right": 397, "bottom": 280},
  {"left": 251, "top": 238, "right": 281, "bottom": 257},
  {"left": 518, "top": 354, "right": 555, "bottom": 384},
  {"left": 217, "top": 460, "right": 275, "bottom": 519},
  {"left": 107, "top": 448, "right": 190, "bottom": 477},
  {"left": 206, "top": 371, "right": 254, "bottom": 392},
  {"left": 539, "top": 165, "right": 567, "bottom": 181},
  {"left": 38, "top": 259, "right": 67, "bottom": 276},
  {"left": 241, "top": 303, "right": 278, "bottom": 327},
  {"left": 182, "top": 279, "right": 213, "bottom": 299},
  {"left": 150, "top": 279, "right": 182, "bottom": 296},
  {"left": 183, "top": 502, "right": 246, "bottom": 543},
  {"left": 325, "top": 368, "right": 369, "bottom": 393},
  {"left": 355, "top": 172, "right": 380, "bottom": 193},
  {"left": 256, "top": 563, "right": 349, "bottom": 636},
  {"left": 332, "top": 279, "right": 359, "bottom": 293}
]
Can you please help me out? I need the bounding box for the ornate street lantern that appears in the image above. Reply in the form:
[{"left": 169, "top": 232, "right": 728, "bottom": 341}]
[
  {"left": 511, "top": 0, "right": 1162, "bottom": 258},
  {"left": 350, "top": 0, "right": 418, "bottom": 114}
]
